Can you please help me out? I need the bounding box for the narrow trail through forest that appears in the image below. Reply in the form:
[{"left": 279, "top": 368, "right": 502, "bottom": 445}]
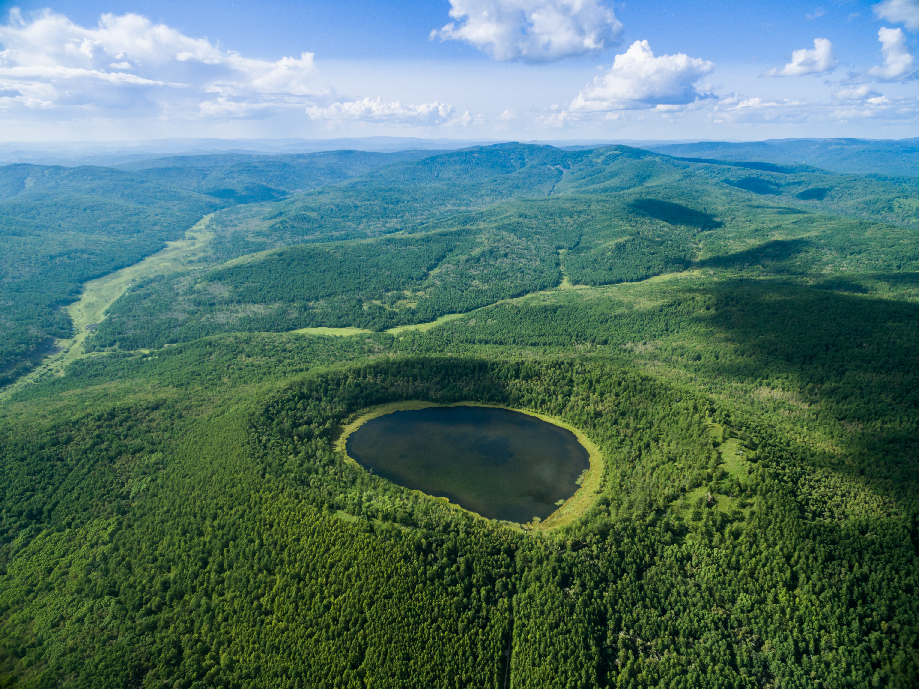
[{"left": 503, "top": 610, "right": 513, "bottom": 689}]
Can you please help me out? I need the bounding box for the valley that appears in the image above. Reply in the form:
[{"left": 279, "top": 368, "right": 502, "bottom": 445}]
[{"left": 0, "top": 215, "right": 217, "bottom": 400}]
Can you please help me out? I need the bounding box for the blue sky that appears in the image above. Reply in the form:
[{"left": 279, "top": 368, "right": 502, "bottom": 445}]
[{"left": 0, "top": 0, "right": 916, "bottom": 141}]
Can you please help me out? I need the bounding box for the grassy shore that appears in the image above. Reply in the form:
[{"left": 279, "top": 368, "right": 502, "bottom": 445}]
[{"left": 334, "top": 400, "right": 605, "bottom": 533}]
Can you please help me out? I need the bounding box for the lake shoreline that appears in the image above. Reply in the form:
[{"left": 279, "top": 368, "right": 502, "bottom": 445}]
[{"left": 334, "top": 400, "right": 604, "bottom": 533}]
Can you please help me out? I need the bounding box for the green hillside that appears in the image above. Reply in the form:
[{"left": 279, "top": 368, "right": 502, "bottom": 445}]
[
  {"left": 0, "top": 151, "right": 434, "bottom": 386},
  {"left": 87, "top": 144, "right": 919, "bottom": 350},
  {"left": 0, "top": 164, "right": 228, "bottom": 386},
  {"left": 1, "top": 143, "right": 917, "bottom": 688}
]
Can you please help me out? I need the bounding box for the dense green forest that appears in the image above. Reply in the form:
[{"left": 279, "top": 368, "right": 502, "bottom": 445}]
[
  {"left": 0, "top": 164, "right": 224, "bottom": 385},
  {"left": 86, "top": 145, "right": 919, "bottom": 351},
  {"left": 1, "top": 142, "right": 917, "bottom": 687},
  {"left": 0, "top": 150, "right": 433, "bottom": 385},
  {"left": 115, "top": 150, "right": 435, "bottom": 203}
]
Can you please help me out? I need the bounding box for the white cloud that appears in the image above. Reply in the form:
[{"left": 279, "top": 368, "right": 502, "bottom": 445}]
[
  {"left": 432, "top": 0, "right": 622, "bottom": 62},
  {"left": 0, "top": 64, "right": 177, "bottom": 86},
  {"left": 830, "top": 96, "right": 911, "bottom": 119},
  {"left": 764, "top": 38, "right": 837, "bottom": 76},
  {"left": 198, "top": 97, "right": 276, "bottom": 118},
  {"left": 833, "top": 85, "right": 884, "bottom": 101},
  {"left": 1, "top": 9, "right": 221, "bottom": 72},
  {"left": 733, "top": 97, "right": 781, "bottom": 109},
  {"left": 306, "top": 97, "right": 460, "bottom": 126},
  {"left": 568, "top": 40, "right": 714, "bottom": 112},
  {"left": 702, "top": 90, "right": 917, "bottom": 127},
  {"left": 0, "top": 8, "right": 322, "bottom": 118},
  {"left": 537, "top": 110, "right": 571, "bottom": 127},
  {"left": 868, "top": 27, "right": 916, "bottom": 79},
  {"left": 0, "top": 9, "right": 482, "bottom": 131},
  {"left": 874, "top": 0, "right": 919, "bottom": 30}
]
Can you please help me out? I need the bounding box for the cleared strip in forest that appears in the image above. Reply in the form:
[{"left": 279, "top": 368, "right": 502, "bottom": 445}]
[{"left": 503, "top": 602, "right": 514, "bottom": 689}]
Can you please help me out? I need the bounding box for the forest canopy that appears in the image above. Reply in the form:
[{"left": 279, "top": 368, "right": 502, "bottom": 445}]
[{"left": 0, "top": 142, "right": 917, "bottom": 688}]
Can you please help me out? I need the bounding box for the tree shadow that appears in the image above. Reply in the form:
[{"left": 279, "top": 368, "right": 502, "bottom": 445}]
[
  {"left": 696, "top": 238, "right": 811, "bottom": 272},
  {"left": 811, "top": 276, "right": 870, "bottom": 293},
  {"left": 677, "top": 279, "right": 919, "bottom": 511},
  {"left": 726, "top": 177, "right": 782, "bottom": 195},
  {"left": 859, "top": 271, "right": 919, "bottom": 288},
  {"left": 796, "top": 187, "right": 831, "bottom": 200},
  {"left": 628, "top": 198, "right": 723, "bottom": 229},
  {"left": 676, "top": 157, "right": 796, "bottom": 175},
  {"left": 811, "top": 272, "right": 919, "bottom": 295}
]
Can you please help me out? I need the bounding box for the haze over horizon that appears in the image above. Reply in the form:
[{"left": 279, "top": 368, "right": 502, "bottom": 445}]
[{"left": 0, "top": 0, "right": 917, "bottom": 142}]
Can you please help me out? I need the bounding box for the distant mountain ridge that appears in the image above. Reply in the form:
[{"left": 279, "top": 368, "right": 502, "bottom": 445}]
[
  {"left": 648, "top": 138, "right": 919, "bottom": 177},
  {"left": 5, "top": 137, "right": 917, "bottom": 177}
]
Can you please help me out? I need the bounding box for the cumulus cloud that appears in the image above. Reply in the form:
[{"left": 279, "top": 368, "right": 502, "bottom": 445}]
[
  {"left": 830, "top": 96, "right": 914, "bottom": 120},
  {"left": 764, "top": 38, "right": 837, "bottom": 76},
  {"left": 732, "top": 97, "right": 781, "bottom": 109},
  {"left": 703, "top": 90, "right": 919, "bottom": 127},
  {"left": 568, "top": 40, "right": 714, "bottom": 112},
  {"left": 874, "top": 0, "right": 919, "bottom": 30},
  {"left": 833, "top": 84, "right": 885, "bottom": 101},
  {"left": 432, "top": 0, "right": 622, "bottom": 62},
  {"left": 0, "top": 9, "right": 479, "bottom": 130},
  {"left": 306, "top": 98, "right": 465, "bottom": 126},
  {"left": 0, "top": 8, "right": 322, "bottom": 119},
  {"left": 868, "top": 27, "right": 916, "bottom": 79}
]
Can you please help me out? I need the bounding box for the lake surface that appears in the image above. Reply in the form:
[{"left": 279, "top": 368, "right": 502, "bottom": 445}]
[{"left": 346, "top": 406, "right": 590, "bottom": 523}]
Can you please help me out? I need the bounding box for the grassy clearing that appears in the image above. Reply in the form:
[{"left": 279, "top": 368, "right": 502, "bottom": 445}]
[
  {"left": 292, "top": 326, "right": 374, "bottom": 337},
  {"left": 69, "top": 213, "right": 216, "bottom": 336},
  {"left": 601, "top": 270, "right": 707, "bottom": 307},
  {"left": 386, "top": 313, "right": 465, "bottom": 334},
  {"left": 717, "top": 437, "right": 750, "bottom": 481},
  {"left": 669, "top": 423, "right": 753, "bottom": 522},
  {"left": 712, "top": 434, "right": 752, "bottom": 513},
  {"left": 1, "top": 215, "right": 216, "bottom": 400},
  {"left": 502, "top": 270, "right": 708, "bottom": 313},
  {"left": 291, "top": 313, "right": 467, "bottom": 338},
  {"left": 557, "top": 249, "right": 576, "bottom": 290},
  {"left": 333, "top": 400, "right": 605, "bottom": 533}
]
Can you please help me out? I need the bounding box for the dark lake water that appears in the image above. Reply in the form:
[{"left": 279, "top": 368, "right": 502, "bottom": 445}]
[{"left": 346, "top": 406, "right": 590, "bottom": 523}]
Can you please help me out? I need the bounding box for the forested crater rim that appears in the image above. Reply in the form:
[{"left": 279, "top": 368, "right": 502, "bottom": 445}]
[{"left": 335, "top": 401, "right": 604, "bottom": 531}]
